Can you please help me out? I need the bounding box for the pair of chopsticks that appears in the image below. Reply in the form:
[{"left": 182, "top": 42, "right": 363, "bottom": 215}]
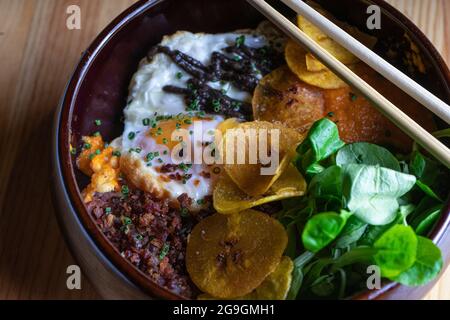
[{"left": 247, "top": 0, "right": 450, "bottom": 168}]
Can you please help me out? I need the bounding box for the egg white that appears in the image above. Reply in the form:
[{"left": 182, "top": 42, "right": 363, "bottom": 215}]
[{"left": 117, "top": 26, "right": 283, "bottom": 208}]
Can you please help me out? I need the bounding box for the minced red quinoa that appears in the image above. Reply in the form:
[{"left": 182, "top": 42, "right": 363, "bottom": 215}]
[{"left": 87, "top": 189, "right": 211, "bottom": 298}]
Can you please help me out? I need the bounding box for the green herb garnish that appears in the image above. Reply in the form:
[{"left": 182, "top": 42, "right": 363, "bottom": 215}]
[{"left": 159, "top": 243, "right": 170, "bottom": 260}]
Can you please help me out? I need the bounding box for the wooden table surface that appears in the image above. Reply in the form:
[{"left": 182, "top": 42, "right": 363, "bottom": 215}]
[{"left": 0, "top": 0, "right": 449, "bottom": 300}]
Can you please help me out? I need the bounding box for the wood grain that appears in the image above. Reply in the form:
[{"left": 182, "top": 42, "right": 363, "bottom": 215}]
[{"left": 0, "top": 0, "right": 448, "bottom": 300}]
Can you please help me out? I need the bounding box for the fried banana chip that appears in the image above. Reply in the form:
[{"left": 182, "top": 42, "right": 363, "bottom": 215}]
[
  {"left": 285, "top": 40, "right": 349, "bottom": 89},
  {"left": 186, "top": 210, "right": 288, "bottom": 298},
  {"left": 250, "top": 256, "right": 294, "bottom": 300},
  {"left": 296, "top": 2, "right": 376, "bottom": 68},
  {"left": 214, "top": 164, "right": 306, "bottom": 214},
  {"left": 198, "top": 256, "right": 294, "bottom": 300},
  {"left": 219, "top": 121, "right": 304, "bottom": 196},
  {"left": 305, "top": 53, "right": 327, "bottom": 72},
  {"left": 252, "top": 65, "right": 325, "bottom": 134},
  {"left": 298, "top": 14, "right": 358, "bottom": 65}
]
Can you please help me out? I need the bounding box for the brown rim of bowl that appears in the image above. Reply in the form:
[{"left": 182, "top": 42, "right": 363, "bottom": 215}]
[{"left": 56, "top": 0, "right": 450, "bottom": 300}]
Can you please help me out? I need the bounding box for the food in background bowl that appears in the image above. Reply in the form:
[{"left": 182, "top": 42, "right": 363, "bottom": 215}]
[{"left": 71, "top": 3, "right": 448, "bottom": 299}]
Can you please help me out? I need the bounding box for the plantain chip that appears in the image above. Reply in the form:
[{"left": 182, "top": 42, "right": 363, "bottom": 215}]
[
  {"left": 296, "top": 2, "right": 377, "bottom": 68},
  {"left": 285, "top": 40, "right": 350, "bottom": 89},
  {"left": 186, "top": 210, "right": 288, "bottom": 298},
  {"left": 219, "top": 121, "right": 304, "bottom": 196},
  {"left": 214, "top": 164, "right": 306, "bottom": 214},
  {"left": 252, "top": 65, "right": 325, "bottom": 134},
  {"left": 198, "top": 256, "right": 294, "bottom": 300},
  {"left": 305, "top": 53, "right": 327, "bottom": 72},
  {"left": 297, "top": 15, "right": 358, "bottom": 65}
]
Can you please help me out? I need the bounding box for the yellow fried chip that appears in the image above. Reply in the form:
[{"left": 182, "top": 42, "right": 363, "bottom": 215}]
[
  {"left": 297, "top": 10, "right": 357, "bottom": 65},
  {"left": 296, "top": 2, "right": 377, "bottom": 66},
  {"left": 219, "top": 121, "right": 304, "bottom": 196},
  {"left": 252, "top": 65, "right": 325, "bottom": 134},
  {"left": 186, "top": 210, "right": 288, "bottom": 298},
  {"left": 250, "top": 256, "right": 294, "bottom": 300},
  {"left": 285, "top": 40, "right": 350, "bottom": 89},
  {"left": 305, "top": 53, "right": 327, "bottom": 72},
  {"left": 214, "top": 164, "right": 306, "bottom": 214},
  {"left": 198, "top": 256, "right": 294, "bottom": 300}
]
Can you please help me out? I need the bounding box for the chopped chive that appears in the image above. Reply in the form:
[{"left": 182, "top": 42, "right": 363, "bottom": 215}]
[
  {"left": 197, "top": 111, "right": 206, "bottom": 118},
  {"left": 180, "top": 207, "right": 189, "bottom": 217},
  {"left": 162, "top": 138, "right": 168, "bottom": 144},
  {"left": 156, "top": 127, "right": 163, "bottom": 135},
  {"left": 88, "top": 153, "right": 95, "bottom": 160},
  {"left": 136, "top": 234, "right": 144, "bottom": 240},
  {"left": 112, "top": 150, "right": 121, "bottom": 157},
  {"left": 70, "top": 148, "right": 77, "bottom": 155},
  {"left": 176, "top": 72, "right": 183, "bottom": 79},
  {"left": 188, "top": 98, "right": 200, "bottom": 111},
  {"left": 235, "top": 35, "right": 245, "bottom": 47},
  {"left": 163, "top": 150, "right": 168, "bottom": 155},
  {"left": 93, "top": 131, "right": 100, "bottom": 137},
  {"left": 212, "top": 99, "right": 220, "bottom": 107},
  {"left": 95, "top": 149, "right": 101, "bottom": 155},
  {"left": 105, "top": 207, "right": 112, "bottom": 214},
  {"left": 94, "top": 119, "right": 102, "bottom": 126},
  {"left": 196, "top": 198, "right": 205, "bottom": 205},
  {"left": 142, "top": 118, "right": 150, "bottom": 126},
  {"left": 146, "top": 152, "right": 155, "bottom": 161},
  {"left": 184, "top": 118, "right": 192, "bottom": 125},
  {"left": 83, "top": 143, "right": 91, "bottom": 150},
  {"left": 128, "top": 132, "right": 136, "bottom": 140},
  {"left": 159, "top": 243, "right": 170, "bottom": 260},
  {"left": 134, "top": 147, "right": 142, "bottom": 153},
  {"left": 121, "top": 185, "right": 129, "bottom": 196},
  {"left": 175, "top": 122, "right": 181, "bottom": 130},
  {"left": 123, "top": 217, "right": 132, "bottom": 225}
]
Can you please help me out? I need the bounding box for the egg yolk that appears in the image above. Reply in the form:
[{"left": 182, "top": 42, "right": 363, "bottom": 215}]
[{"left": 147, "top": 116, "right": 215, "bottom": 151}]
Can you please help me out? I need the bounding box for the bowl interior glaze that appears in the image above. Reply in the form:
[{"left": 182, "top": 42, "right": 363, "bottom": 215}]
[{"left": 58, "top": 0, "right": 450, "bottom": 299}]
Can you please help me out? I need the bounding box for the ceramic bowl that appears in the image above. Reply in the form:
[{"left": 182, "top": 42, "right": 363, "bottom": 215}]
[{"left": 52, "top": 0, "right": 450, "bottom": 299}]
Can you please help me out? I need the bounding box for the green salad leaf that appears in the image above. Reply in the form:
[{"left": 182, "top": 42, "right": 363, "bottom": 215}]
[
  {"left": 308, "top": 165, "right": 343, "bottom": 204},
  {"left": 373, "top": 225, "right": 418, "bottom": 278},
  {"left": 302, "top": 210, "right": 352, "bottom": 252},
  {"left": 295, "top": 118, "right": 345, "bottom": 176},
  {"left": 336, "top": 142, "right": 400, "bottom": 171},
  {"left": 411, "top": 204, "right": 443, "bottom": 236},
  {"left": 393, "top": 236, "right": 443, "bottom": 286},
  {"left": 335, "top": 215, "right": 367, "bottom": 248},
  {"left": 281, "top": 118, "right": 447, "bottom": 299},
  {"left": 342, "top": 164, "right": 416, "bottom": 225}
]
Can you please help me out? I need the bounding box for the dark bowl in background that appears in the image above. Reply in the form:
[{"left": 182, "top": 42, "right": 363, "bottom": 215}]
[{"left": 52, "top": 0, "right": 450, "bottom": 299}]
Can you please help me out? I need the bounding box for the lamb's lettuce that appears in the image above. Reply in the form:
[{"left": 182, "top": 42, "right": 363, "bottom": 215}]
[{"left": 342, "top": 164, "right": 416, "bottom": 225}]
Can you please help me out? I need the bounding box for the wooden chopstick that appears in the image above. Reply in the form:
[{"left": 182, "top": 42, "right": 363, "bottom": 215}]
[
  {"left": 281, "top": 0, "right": 450, "bottom": 125},
  {"left": 246, "top": 0, "right": 450, "bottom": 168}
]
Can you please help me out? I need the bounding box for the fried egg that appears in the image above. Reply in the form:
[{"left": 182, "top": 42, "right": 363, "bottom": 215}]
[{"left": 118, "top": 26, "right": 283, "bottom": 209}]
